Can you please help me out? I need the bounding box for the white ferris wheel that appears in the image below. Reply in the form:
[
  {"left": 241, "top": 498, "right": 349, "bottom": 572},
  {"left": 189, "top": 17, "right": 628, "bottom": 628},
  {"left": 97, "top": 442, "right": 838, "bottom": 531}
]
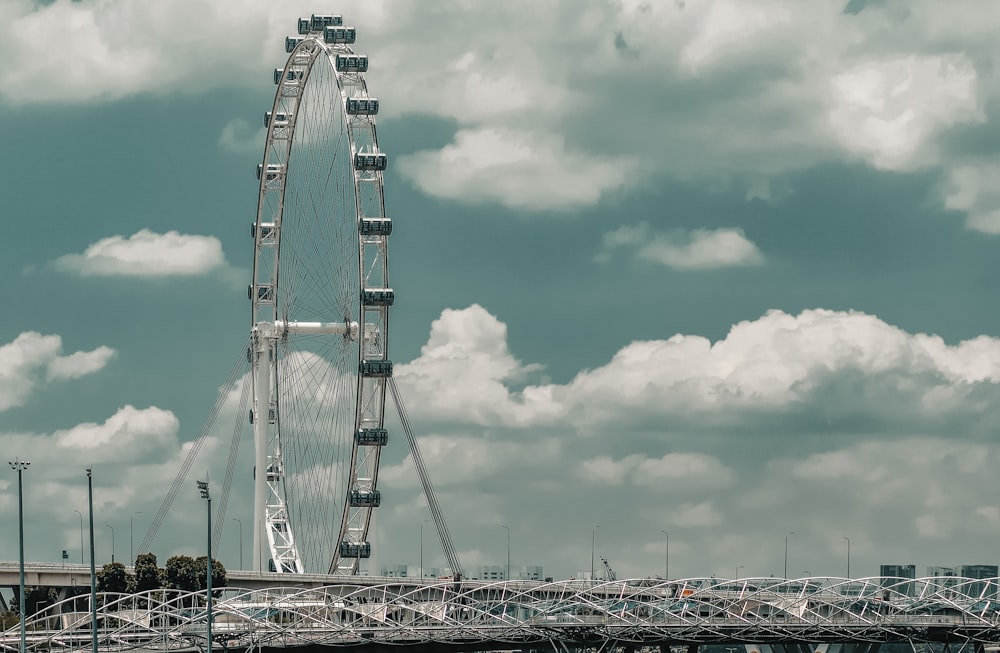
[{"left": 249, "top": 13, "right": 391, "bottom": 576}]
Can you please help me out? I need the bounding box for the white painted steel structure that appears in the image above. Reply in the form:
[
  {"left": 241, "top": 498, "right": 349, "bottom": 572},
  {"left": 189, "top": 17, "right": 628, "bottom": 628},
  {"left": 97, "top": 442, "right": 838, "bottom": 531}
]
[
  {"left": 250, "top": 14, "right": 391, "bottom": 576},
  {"left": 6, "top": 577, "right": 1000, "bottom": 652}
]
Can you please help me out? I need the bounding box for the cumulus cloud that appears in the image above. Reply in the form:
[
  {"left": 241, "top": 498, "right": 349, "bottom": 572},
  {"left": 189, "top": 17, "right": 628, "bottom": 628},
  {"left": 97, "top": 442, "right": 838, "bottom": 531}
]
[
  {"left": 397, "top": 128, "right": 637, "bottom": 211},
  {"left": 53, "top": 229, "right": 229, "bottom": 277},
  {"left": 0, "top": 332, "right": 115, "bottom": 412},
  {"left": 4, "top": 0, "right": 998, "bottom": 218},
  {"left": 827, "top": 54, "right": 981, "bottom": 170},
  {"left": 218, "top": 118, "right": 266, "bottom": 155},
  {"left": 598, "top": 223, "right": 765, "bottom": 269},
  {"left": 942, "top": 163, "right": 1000, "bottom": 234}
]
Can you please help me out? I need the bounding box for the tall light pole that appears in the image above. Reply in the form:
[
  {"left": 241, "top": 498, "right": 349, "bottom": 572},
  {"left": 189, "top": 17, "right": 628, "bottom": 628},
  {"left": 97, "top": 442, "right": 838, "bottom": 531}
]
[
  {"left": 736, "top": 564, "right": 744, "bottom": 580},
  {"left": 197, "top": 480, "right": 213, "bottom": 653},
  {"left": 591, "top": 525, "right": 600, "bottom": 582},
  {"left": 419, "top": 519, "right": 430, "bottom": 579},
  {"left": 105, "top": 525, "right": 115, "bottom": 564},
  {"left": 784, "top": 531, "right": 794, "bottom": 579},
  {"left": 842, "top": 536, "right": 851, "bottom": 578},
  {"left": 86, "top": 467, "right": 97, "bottom": 653},
  {"left": 660, "top": 530, "right": 669, "bottom": 580},
  {"left": 233, "top": 518, "right": 243, "bottom": 570},
  {"left": 74, "top": 510, "right": 84, "bottom": 565},
  {"left": 130, "top": 512, "right": 142, "bottom": 565},
  {"left": 500, "top": 525, "right": 510, "bottom": 581},
  {"left": 9, "top": 458, "right": 29, "bottom": 653}
]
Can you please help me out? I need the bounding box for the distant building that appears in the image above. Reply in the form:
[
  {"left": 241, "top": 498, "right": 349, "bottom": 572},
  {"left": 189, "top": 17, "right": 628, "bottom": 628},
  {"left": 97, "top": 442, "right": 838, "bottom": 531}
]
[
  {"left": 880, "top": 565, "right": 916, "bottom": 596},
  {"left": 468, "top": 564, "right": 545, "bottom": 581},
  {"left": 379, "top": 564, "right": 444, "bottom": 578},
  {"left": 880, "top": 564, "right": 916, "bottom": 579},
  {"left": 960, "top": 565, "right": 998, "bottom": 599}
]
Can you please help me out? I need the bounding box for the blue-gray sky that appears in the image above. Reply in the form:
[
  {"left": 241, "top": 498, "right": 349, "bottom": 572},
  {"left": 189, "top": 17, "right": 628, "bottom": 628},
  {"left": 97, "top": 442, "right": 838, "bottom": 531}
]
[{"left": 3, "top": 0, "right": 1000, "bottom": 582}]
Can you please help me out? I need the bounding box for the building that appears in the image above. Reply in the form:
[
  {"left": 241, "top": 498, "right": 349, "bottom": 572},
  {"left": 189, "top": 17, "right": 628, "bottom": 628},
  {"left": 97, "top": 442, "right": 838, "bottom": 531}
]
[
  {"left": 960, "top": 565, "right": 998, "bottom": 599},
  {"left": 879, "top": 564, "right": 916, "bottom": 596},
  {"left": 468, "top": 564, "right": 545, "bottom": 581}
]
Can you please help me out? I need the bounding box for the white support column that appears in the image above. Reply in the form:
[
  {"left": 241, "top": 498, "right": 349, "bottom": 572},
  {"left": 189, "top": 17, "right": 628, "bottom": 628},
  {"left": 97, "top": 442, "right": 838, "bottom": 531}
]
[{"left": 251, "top": 328, "right": 272, "bottom": 573}]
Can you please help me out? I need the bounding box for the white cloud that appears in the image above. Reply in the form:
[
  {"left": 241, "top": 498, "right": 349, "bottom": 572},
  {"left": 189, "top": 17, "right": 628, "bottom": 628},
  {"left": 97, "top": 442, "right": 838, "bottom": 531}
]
[
  {"left": 5, "top": 0, "right": 998, "bottom": 219},
  {"left": 942, "top": 163, "right": 1000, "bottom": 234},
  {"left": 397, "top": 128, "right": 637, "bottom": 211},
  {"left": 55, "top": 405, "right": 180, "bottom": 461},
  {"left": 53, "top": 229, "right": 229, "bottom": 277},
  {"left": 599, "top": 223, "right": 765, "bottom": 269},
  {"left": 827, "top": 54, "right": 981, "bottom": 170},
  {"left": 0, "top": 332, "right": 115, "bottom": 412},
  {"left": 218, "top": 118, "right": 266, "bottom": 155}
]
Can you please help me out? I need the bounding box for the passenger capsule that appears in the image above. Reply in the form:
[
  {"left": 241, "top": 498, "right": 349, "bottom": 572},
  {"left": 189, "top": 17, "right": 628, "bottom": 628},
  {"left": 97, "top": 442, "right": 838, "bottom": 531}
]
[
  {"left": 335, "top": 54, "right": 368, "bottom": 73},
  {"left": 356, "top": 428, "right": 389, "bottom": 446},
  {"left": 256, "top": 163, "right": 285, "bottom": 181},
  {"left": 354, "top": 152, "right": 388, "bottom": 171},
  {"left": 311, "top": 14, "right": 342, "bottom": 31},
  {"left": 346, "top": 97, "right": 379, "bottom": 116},
  {"left": 349, "top": 490, "right": 381, "bottom": 508},
  {"left": 285, "top": 37, "right": 304, "bottom": 53},
  {"left": 273, "top": 68, "right": 304, "bottom": 85},
  {"left": 324, "top": 26, "right": 356, "bottom": 44},
  {"left": 361, "top": 288, "right": 394, "bottom": 307},
  {"left": 360, "top": 217, "right": 392, "bottom": 235},
  {"left": 339, "top": 541, "right": 372, "bottom": 558},
  {"left": 360, "top": 359, "right": 392, "bottom": 377}
]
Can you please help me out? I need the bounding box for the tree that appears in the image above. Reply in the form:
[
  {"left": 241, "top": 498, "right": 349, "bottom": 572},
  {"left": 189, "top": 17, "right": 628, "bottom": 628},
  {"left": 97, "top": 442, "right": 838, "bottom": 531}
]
[
  {"left": 164, "top": 555, "right": 201, "bottom": 592},
  {"left": 134, "top": 553, "right": 161, "bottom": 593},
  {"left": 97, "top": 562, "right": 131, "bottom": 593},
  {"left": 194, "top": 556, "right": 227, "bottom": 593}
]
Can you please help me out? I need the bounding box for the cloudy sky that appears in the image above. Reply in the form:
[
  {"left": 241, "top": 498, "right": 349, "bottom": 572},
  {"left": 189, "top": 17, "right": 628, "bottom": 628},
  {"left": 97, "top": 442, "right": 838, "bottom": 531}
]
[{"left": 3, "top": 0, "right": 1000, "bottom": 584}]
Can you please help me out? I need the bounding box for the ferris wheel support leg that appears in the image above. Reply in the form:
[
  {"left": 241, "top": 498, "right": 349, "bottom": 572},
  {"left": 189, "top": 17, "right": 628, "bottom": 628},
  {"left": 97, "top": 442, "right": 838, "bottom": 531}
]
[{"left": 251, "top": 333, "right": 272, "bottom": 573}]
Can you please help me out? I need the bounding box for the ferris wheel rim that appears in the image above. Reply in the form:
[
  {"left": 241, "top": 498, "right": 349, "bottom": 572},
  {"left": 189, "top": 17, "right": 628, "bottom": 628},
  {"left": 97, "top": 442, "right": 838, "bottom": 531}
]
[{"left": 249, "top": 18, "right": 391, "bottom": 575}]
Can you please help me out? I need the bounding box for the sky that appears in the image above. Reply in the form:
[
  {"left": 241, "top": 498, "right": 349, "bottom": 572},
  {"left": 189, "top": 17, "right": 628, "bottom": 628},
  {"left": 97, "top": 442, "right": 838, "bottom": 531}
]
[{"left": 2, "top": 0, "right": 1000, "bottom": 584}]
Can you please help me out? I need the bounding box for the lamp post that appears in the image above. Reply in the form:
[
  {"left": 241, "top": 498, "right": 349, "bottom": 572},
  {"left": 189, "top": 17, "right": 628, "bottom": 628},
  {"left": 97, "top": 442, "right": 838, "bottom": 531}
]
[
  {"left": 86, "top": 468, "right": 97, "bottom": 653},
  {"left": 74, "top": 510, "right": 84, "bottom": 565},
  {"left": 784, "top": 531, "right": 794, "bottom": 579},
  {"left": 500, "top": 525, "right": 510, "bottom": 581},
  {"left": 736, "top": 564, "right": 744, "bottom": 580},
  {"left": 660, "top": 530, "right": 669, "bottom": 580},
  {"left": 233, "top": 519, "right": 243, "bottom": 570},
  {"left": 842, "top": 536, "right": 850, "bottom": 578},
  {"left": 9, "top": 458, "right": 29, "bottom": 653},
  {"left": 197, "top": 480, "right": 213, "bottom": 653},
  {"left": 130, "top": 512, "right": 142, "bottom": 565},
  {"left": 105, "top": 525, "right": 115, "bottom": 564},
  {"left": 419, "top": 519, "right": 429, "bottom": 579},
  {"left": 591, "top": 525, "right": 600, "bottom": 582}
]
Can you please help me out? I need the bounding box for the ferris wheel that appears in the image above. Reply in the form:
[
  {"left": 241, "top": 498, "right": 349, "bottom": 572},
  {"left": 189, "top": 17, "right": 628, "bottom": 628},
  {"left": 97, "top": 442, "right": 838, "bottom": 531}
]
[{"left": 249, "top": 13, "right": 391, "bottom": 575}]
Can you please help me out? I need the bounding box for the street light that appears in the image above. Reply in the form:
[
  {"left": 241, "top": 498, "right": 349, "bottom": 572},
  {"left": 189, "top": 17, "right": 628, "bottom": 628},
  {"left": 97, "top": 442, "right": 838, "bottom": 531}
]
[
  {"left": 74, "top": 510, "right": 84, "bottom": 565},
  {"left": 105, "top": 525, "right": 116, "bottom": 564},
  {"left": 784, "top": 531, "right": 794, "bottom": 579},
  {"left": 499, "top": 525, "right": 510, "bottom": 581},
  {"left": 9, "top": 458, "right": 29, "bottom": 653},
  {"left": 660, "top": 530, "right": 669, "bottom": 580},
  {"left": 419, "top": 519, "right": 430, "bottom": 579},
  {"left": 842, "top": 536, "right": 851, "bottom": 578},
  {"left": 86, "top": 467, "right": 97, "bottom": 653},
  {"left": 197, "top": 480, "right": 213, "bottom": 653},
  {"left": 233, "top": 519, "right": 243, "bottom": 570},
  {"left": 591, "top": 525, "right": 600, "bottom": 582},
  {"left": 130, "top": 512, "right": 142, "bottom": 565},
  {"left": 736, "top": 564, "right": 744, "bottom": 580}
]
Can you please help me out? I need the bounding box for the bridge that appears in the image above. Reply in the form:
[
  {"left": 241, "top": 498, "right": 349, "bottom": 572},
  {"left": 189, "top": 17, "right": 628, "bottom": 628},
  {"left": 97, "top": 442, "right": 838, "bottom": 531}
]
[{"left": 4, "top": 575, "right": 1000, "bottom": 652}]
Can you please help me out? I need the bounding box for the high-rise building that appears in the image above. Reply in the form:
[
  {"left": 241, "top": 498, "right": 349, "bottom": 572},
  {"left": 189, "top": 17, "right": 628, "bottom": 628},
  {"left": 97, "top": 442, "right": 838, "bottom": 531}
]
[
  {"left": 880, "top": 564, "right": 916, "bottom": 596},
  {"left": 960, "top": 565, "right": 998, "bottom": 599}
]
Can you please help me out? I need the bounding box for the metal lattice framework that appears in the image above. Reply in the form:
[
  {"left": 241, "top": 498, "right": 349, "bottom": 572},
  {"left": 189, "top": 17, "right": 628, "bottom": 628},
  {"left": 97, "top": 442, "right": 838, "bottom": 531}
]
[
  {"left": 249, "top": 13, "right": 391, "bottom": 576},
  {"left": 7, "top": 577, "right": 1000, "bottom": 652}
]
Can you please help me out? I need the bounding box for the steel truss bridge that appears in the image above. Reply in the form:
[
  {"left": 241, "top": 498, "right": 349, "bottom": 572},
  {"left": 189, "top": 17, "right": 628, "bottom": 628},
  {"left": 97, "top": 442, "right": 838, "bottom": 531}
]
[{"left": 4, "top": 576, "right": 1000, "bottom": 653}]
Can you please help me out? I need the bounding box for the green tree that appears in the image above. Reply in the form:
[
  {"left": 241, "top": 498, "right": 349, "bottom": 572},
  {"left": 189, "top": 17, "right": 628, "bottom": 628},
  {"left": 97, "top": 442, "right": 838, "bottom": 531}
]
[
  {"left": 134, "top": 552, "right": 161, "bottom": 592},
  {"left": 164, "top": 555, "right": 201, "bottom": 592},
  {"left": 194, "top": 556, "right": 227, "bottom": 593},
  {"left": 97, "top": 562, "right": 131, "bottom": 593}
]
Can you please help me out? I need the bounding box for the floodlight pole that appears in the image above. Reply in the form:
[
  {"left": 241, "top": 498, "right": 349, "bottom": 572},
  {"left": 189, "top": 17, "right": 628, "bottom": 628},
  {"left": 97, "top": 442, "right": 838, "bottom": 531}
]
[
  {"left": 87, "top": 467, "right": 97, "bottom": 653},
  {"left": 9, "top": 459, "right": 29, "bottom": 653},
  {"left": 198, "top": 481, "right": 213, "bottom": 653}
]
